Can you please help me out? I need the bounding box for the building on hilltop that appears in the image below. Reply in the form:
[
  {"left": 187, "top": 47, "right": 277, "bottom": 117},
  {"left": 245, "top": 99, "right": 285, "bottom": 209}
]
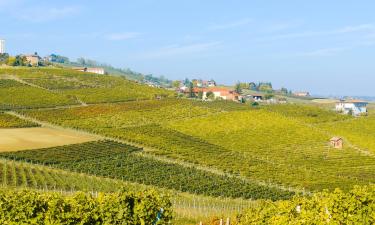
[
  {"left": 73, "top": 67, "right": 105, "bottom": 75},
  {"left": 330, "top": 137, "right": 343, "bottom": 149},
  {"left": 184, "top": 87, "right": 240, "bottom": 101},
  {"left": 24, "top": 53, "right": 41, "bottom": 66},
  {"left": 0, "top": 39, "right": 5, "bottom": 54},
  {"left": 335, "top": 99, "right": 368, "bottom": 116},
  {"left": 293, "top": 91, "right": 310, "bottom": 97}
]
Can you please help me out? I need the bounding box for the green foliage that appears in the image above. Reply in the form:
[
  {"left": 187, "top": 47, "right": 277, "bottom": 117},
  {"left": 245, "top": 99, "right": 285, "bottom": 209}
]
[
  {"left": 0, "top": 188, "right": 172, "bottom": 224},
  {"left": 0, "top": 112, "right": 39, "bottom": 128},
  {"left": 205, "top": 91, "right": 215, "bottom": 100},
  {"left": 235, "top": 82, "right": 242, "bottom": 94},
  {"left": 0, "top": 53, "right": 9, "bottom": 64},
  {"left": 264, "top": 93, "right": 274, "bottom": 100},
  {"left": 238, "top": 185, "right": 375, "bottom": 224},
  {"left": 257, "top": 82, "right": 273, "bottom": 92}
]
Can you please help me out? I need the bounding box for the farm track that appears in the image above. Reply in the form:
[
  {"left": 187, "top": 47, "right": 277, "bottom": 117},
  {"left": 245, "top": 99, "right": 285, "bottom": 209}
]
[{"left": 5, "top": 111, "right": 306, "bottom": 195}]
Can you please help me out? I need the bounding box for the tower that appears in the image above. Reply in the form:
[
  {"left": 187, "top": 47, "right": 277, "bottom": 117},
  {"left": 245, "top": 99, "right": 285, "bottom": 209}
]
[{"left": 0, "top": 39, "right": 5, "bottom": 54}]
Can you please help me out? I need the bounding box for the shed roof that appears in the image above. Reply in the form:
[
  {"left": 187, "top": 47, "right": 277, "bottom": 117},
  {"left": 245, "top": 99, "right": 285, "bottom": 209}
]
[{"left": 330, "top": 137, "right": 342, "bottom": 141}]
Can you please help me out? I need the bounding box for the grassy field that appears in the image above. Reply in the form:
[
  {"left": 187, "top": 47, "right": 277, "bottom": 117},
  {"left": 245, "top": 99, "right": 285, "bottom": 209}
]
[{"left": 0, "top": 127, "right": 98, "bottom": 152}]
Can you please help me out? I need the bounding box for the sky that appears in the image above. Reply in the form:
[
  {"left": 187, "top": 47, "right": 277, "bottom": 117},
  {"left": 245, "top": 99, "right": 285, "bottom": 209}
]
[{"left": 1, "top": 0, "right": 375, "bottom": 96}]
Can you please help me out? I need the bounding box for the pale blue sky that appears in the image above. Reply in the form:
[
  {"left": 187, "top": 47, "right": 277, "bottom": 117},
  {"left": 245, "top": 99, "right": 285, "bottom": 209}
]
[{"left": 1, "top": 0, "right": 375, "bottom": 96}]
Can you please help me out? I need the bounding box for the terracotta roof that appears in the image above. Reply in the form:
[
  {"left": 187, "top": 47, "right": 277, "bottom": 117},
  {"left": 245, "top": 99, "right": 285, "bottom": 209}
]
[{"left": 330, "top": 137, "right": 342, "bottom": 141}]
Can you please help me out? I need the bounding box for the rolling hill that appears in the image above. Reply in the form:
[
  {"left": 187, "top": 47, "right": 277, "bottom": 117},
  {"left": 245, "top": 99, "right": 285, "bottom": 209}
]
[{"left": 1, "top": 67, "right": 375, "bottom": 224}]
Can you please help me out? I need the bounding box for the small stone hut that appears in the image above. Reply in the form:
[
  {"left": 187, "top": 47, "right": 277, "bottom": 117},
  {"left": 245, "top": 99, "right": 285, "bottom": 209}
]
[{"left": 330, "top": 137, "right": 343, "bottom": 149}]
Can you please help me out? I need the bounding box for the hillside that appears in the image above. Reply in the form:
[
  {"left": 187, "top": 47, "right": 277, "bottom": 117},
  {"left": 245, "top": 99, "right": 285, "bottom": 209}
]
[{"left": 1, "top": 67, "right": 375, "bottom": 223}]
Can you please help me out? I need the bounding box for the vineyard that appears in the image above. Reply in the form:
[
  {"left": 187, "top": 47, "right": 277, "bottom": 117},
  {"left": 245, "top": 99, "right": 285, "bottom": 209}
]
[
  {"left": 2, "top": 67, "right": 375, "bottom": 223},
  {"left": 318, "top": 115, "right": 375, "bottom": 154},
  {"left": 0, "top": 140, "right": 293, "bottom": 200},
  {"left": 0, "top": 67, "right": 174, "bottom": 104},
  {"left": 237, "top": 185, "right": 375, "bottom": 224},
  {"left": 20, "top": 100, "right": 375, "bottom": 192},
  {"left": 0, "top": 112, "right": 39, "bottom": 128},
  {"left": 0, "top": 158, "right": 130, "bottom": 192},
  {"left": 0, "top": 188, "right": 172, "bottom": 224},
  {"left": 0, "top": 79, "right": 78, "bottom": 109},
  {"left": 0, "top": 158, "right": 257, "bottom": 223}
]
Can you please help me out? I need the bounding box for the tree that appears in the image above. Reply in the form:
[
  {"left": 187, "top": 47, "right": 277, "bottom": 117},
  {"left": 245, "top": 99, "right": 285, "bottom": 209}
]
[
  {"left": 49, "top": 54, "right": 70, "bottom": 63},
  {"left": 6, "top": 56, "right": 16, "bottom": 66},
  {"left": 249, "top": 82, "right": 257, "bottom": 90},
  {"left": 235, "top": 82, "right": 242, "bottom": 94},
  {"left": 0, "top": 53, "right": 9, "bottom": 64},
  {"left": 265, "top": 93, "right": 274, "bottom": 100},
  {"left": 280, "top": 87, "right": 288, "bottom": 95},
  {"left": 198, "top": 91, "right": 203, "bottom": 99},
  {"left": 206, "top": 91, "right": 215, "bottom": 100},
  {"left": 239, "top": 82, "right": 250, "bottom": 89},
  {"left": 77, "top": 57, "right": 86, "bottom": 65},
  {"left": 14, "top": 55, "right": 27, "bottom": 66},
  {"left": 188, "top": 82, "right": 195, "bottom": 98},
  {"left": 258, "top": 82, "right": 273, "bottom": 92},
  {"left": 183, "top": 78, "right": 190, "bottom": 86},
  {"left": 172, "top": 80, "right": 181, "bottom": 89}
]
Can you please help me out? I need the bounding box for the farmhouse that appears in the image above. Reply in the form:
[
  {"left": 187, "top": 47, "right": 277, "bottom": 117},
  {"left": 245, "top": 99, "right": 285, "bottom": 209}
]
[
  {"left": 184, "top": 87, "right": 240, "bottom": 101},
  {"left": 335, "top": 99, "right": 368, "bottom": 116},
  {"left": 294, "top": 91, "right": 310, "bottom": 97},
  {"left": 330, "top": 137, "right": 343, "bottom": 149},
  {"left": 73, "top": 67, "right": 105, "bottom": 75},
  {"left": 24, "top": 54, "right": 41, "bottom": 66},
  {"left": 202, "top": 87, "right": 239, "bottom": 101}
]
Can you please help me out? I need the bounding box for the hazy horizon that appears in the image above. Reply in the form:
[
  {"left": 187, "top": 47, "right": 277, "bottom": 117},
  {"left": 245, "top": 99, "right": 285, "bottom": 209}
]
[{"left": 1, "top": 0, "right": 375, "bottom": 96}]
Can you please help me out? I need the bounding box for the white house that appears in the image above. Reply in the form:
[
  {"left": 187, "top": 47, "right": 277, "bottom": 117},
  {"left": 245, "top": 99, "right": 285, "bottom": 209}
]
[
  {"left": 335, "top": 100, "right": 368, "bottom": 116},
  {"left": 73, "top": 67, "right": 105, "bottom": 75}
]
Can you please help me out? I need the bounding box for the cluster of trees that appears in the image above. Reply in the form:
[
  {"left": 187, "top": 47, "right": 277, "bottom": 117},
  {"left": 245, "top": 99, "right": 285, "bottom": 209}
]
[
  {"left": 0, "top": 54, "right": 28, "bottom": 66},
  {"left": 235, "top": 81, "right": 274, "bottom": 93},
  {"left": 0, "top": 53, "right": 47, "bottom": 67},
  {"left": 235, "top": 81, "right": 292, "bottom": 96}
]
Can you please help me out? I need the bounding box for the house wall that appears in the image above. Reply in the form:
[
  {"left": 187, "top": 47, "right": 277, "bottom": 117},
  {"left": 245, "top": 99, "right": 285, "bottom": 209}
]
[
  {"left": 86, "top": 68, "right": 105, "bottom": 75},
  {"left": 25, "top": 56, "right": 39, "bottom": 65},
  {"left": 336, "top": 103, "right": 367, "bottom": 116}
]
